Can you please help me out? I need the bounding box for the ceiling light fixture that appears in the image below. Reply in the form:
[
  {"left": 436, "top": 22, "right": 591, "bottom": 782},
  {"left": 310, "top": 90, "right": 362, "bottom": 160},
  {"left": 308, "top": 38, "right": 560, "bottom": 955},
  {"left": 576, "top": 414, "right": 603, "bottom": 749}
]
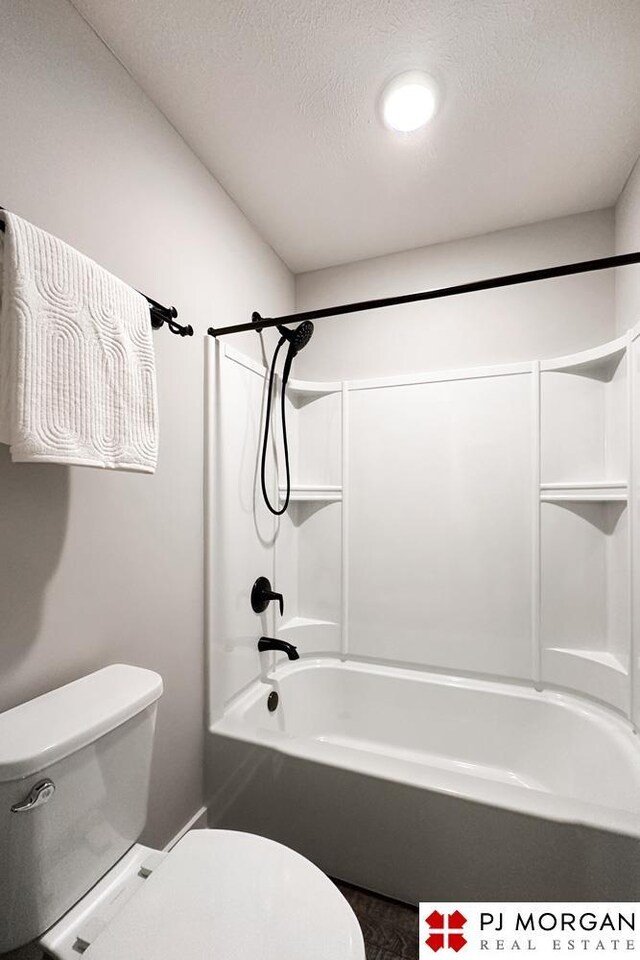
[{"left": 381, "top": 71, "right": 439, "bottom": 133}]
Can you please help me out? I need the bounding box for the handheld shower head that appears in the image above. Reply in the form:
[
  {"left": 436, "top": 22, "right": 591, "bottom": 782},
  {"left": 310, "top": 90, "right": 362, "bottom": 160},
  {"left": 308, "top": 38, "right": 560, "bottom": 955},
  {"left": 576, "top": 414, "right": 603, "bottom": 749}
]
[
  {"left": 257, "top": 317, "right": 315, "bottom": 516},
  {"left": 277, "top": 320, "right": 314, "bottom": 356},
  {"left": 278, "top": 320, "right": 315, "bottom": 387}
]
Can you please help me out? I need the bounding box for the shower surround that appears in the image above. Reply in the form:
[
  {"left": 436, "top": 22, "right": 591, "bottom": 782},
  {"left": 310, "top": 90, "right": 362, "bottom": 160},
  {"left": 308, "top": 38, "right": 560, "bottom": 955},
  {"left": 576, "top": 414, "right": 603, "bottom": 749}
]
[{"left": 206, "top": 322, "right": 640, "bottom": 899}]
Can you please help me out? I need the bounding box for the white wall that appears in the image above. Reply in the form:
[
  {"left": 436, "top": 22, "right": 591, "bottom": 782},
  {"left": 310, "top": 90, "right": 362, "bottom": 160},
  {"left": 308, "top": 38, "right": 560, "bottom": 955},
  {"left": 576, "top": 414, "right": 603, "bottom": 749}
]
[
  {"left": 295, "top": 210, "right": 615, "bottom": 381},
  {"left": 615, "top": 156, "right": 640, "bottom": 334},
  {"left": 0, "top": 0, "right": 293, "bottom": 853}
]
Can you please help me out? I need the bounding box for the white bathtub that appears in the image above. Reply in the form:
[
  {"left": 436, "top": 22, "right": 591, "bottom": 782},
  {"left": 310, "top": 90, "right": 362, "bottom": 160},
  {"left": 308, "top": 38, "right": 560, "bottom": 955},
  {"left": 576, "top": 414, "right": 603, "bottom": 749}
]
[{"left": 206, "top": 659, "right": 640, "bottom": 901}]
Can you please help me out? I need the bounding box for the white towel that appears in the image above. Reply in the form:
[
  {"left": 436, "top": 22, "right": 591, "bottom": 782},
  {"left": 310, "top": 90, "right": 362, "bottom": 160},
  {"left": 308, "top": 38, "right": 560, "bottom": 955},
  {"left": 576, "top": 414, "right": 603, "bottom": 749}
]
[{"left": 0, "top": 211, "right": 158, "bottom": 472}]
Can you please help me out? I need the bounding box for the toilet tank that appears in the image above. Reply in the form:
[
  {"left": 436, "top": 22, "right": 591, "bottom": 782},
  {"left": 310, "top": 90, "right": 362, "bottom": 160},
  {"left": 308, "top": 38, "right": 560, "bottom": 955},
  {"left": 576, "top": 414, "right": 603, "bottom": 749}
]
[{"left": 0, "top": 664, "right": 163, "bottom": 953}]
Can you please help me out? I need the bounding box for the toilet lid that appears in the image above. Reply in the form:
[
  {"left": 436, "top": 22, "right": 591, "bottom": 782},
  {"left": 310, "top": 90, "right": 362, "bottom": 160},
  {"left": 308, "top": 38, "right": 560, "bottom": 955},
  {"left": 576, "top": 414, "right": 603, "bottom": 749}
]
[{"left": 84, "top": 830, "right": 365, "bottom": 960}]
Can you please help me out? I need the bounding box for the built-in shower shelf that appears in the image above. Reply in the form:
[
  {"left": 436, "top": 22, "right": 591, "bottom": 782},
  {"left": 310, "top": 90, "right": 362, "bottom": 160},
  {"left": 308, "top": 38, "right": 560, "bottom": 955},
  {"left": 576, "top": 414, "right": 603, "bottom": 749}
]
[
  {"left": 540, "top": 481, "right": 628, "bottom": 502},
  {"left": 542, "top": 647, "right": 629, "bottom": 712},
  {"left": 540, "top": 337, "right": 627, "bottom": 381},
  {"left": 287, "top": 377, "right": 342, "bottom": 399},
  {"left": 280, "top": 616, "right": 339, "bottom": 631},
  {"left": 279, "top": 617, "right": 341, "bottom": 655},
  {"left": 279, "top": 484, "right": 342, "bottom": 502},
  {"left": 546, "top": 647, "right": 627, "bottom": 675}
]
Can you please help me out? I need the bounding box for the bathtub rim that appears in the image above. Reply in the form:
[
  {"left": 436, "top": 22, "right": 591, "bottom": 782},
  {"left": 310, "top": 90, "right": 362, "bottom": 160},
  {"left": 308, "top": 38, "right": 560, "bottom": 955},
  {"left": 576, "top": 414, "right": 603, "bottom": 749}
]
[{"left": 209, "top": 657, "right": 640, "bottom": 842}]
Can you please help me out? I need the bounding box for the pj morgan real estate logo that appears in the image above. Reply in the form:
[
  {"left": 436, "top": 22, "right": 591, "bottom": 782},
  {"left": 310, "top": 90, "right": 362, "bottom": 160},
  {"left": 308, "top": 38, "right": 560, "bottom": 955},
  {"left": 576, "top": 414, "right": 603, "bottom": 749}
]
[{"left": 419, "top": 904, "right": 640, "bottom": 960}]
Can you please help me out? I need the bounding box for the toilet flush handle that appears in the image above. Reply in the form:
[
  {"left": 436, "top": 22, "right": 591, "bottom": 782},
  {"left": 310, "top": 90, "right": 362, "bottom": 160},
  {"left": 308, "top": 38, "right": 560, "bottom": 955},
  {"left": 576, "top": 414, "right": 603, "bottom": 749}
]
[{"left": 11, "top": 779, "right": 56, "bottom": 812}]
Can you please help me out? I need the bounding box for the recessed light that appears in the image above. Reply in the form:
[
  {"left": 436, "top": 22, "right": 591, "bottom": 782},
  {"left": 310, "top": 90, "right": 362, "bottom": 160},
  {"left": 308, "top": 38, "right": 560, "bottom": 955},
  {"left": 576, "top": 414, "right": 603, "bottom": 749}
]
[{"left": 381, "top": 71, "right": 439, "bottom": 133}]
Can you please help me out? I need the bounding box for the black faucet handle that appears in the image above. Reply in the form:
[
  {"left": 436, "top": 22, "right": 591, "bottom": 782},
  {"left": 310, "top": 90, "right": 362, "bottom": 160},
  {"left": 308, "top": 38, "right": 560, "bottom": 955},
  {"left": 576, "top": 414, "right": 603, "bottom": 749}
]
[
  {"left": 251, "top": 577, "right": 284, "bottom": 616},
  {"left": 268, "top": 590, "right": 284, "bottom": 616}
]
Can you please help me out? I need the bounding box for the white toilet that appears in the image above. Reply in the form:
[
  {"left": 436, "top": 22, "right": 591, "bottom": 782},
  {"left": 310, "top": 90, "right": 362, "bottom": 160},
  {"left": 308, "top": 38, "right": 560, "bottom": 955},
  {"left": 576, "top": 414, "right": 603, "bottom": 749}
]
[{"left": 0, "top": 664, "right": 365, "bottom": 959}]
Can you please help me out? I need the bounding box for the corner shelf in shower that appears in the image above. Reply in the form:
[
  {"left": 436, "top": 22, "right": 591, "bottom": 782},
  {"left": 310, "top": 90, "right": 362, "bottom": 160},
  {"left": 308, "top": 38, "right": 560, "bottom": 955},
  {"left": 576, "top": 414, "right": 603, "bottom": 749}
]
[
  {"left": 540, "top": 481, "right": 628, "bottom": 502},
  {"left": 280, "top": 616, "right": 340, "bottom": 632},
  {"left": 287, "top": 377, "right": 342, "bottom": 400},
  {"left": 540, "top": 338, "right": 627, "bottom": 380},
  {"left": 279, "top": 484, "right": 343, "bottom": 502},
  {"left": 279, "top": 617, "right": 341, "bottom": 656},
  {"left": 547, "top": 647, "right": 627, "bottom": 674},
  {"left": 542, "top": 646, "right": 629, "bottom": 713}
]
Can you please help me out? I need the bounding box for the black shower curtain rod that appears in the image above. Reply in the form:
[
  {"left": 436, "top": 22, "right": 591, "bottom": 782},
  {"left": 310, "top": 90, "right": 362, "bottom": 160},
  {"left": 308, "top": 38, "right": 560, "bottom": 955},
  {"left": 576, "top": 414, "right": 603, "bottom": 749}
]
[
  {"left": 207, "top": 251, "right": 640, "bottom": 338},
  {"left": 0, "top": 212, "right": 193, "bottom": 337}
]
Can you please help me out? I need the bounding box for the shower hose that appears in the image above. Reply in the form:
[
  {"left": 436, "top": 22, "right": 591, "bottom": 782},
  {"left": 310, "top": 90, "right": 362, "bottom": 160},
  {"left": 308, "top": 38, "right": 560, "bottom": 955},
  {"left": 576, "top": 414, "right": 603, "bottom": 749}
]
[{"left": 260, "top": 335, "right": 294, "bottom": 515}]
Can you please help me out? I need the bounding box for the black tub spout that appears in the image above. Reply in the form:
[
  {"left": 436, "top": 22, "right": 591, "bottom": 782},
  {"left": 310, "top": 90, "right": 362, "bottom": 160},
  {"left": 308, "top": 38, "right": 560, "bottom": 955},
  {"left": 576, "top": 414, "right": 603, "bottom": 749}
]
[{"left": 258, "top": 636, "right": 300, "bottom": 661}]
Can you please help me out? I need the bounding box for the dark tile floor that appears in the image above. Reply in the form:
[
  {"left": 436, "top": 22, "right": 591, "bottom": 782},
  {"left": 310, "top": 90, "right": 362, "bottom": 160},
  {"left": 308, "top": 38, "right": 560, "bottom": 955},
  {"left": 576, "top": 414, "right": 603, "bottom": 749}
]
[{"left": 334, "top": 880, "right": 418, "bottom": 960}]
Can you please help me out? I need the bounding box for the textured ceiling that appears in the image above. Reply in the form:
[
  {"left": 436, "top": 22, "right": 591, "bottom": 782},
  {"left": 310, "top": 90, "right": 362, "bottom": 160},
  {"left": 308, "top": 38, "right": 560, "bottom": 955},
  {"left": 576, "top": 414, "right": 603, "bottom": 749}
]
[{"left": 71, "top": 0, "right": 640, "bottom": 272}]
